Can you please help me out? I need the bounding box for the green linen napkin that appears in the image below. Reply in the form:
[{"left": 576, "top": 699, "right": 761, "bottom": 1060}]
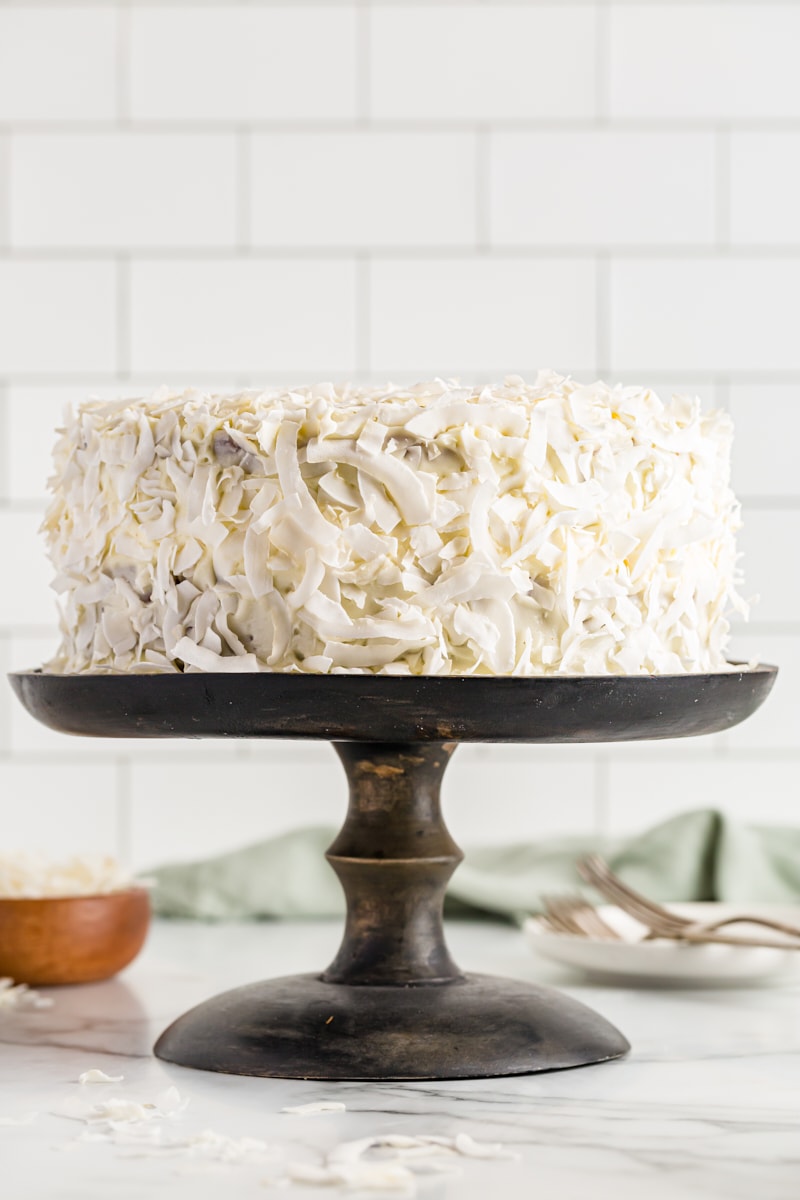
[{"left": 149, "top": 809, "right": 800, "bottom": 924}]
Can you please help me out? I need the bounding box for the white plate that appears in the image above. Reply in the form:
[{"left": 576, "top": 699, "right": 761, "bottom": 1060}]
[{"left": 523, "top": 902, "right": 800, "bottom": 985}]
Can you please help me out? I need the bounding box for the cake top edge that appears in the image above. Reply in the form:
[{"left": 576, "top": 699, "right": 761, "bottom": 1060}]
[{"left": 68, "top": 370, "right": 728, "bottom": 430}]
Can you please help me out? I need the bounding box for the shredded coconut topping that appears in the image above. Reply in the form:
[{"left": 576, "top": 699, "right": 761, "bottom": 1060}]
[
  {"left": 0, "top": 853, "right": 142, "bottom": 899},
  {"left": 43, "top": 372, "right": 744, "bottom": 677}
]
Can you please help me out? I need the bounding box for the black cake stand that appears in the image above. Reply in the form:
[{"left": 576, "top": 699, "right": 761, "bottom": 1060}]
[{"left": 10, "top": 666, "right": 776, "bottom": 1081}]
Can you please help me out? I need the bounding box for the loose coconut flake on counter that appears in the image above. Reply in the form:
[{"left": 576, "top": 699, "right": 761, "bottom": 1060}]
[
  {"left": 0, "top": 978, "right": 53, "bottom": 1012},
  {"left": 280, "top": 1132, "right": 521, "bottom": 1194},
  {"left": 51, "top": 1075, "right": 520, "bottom": 1192},
  {"left": 58, "top": 1084, "right": 188, "bottom": 1134}
]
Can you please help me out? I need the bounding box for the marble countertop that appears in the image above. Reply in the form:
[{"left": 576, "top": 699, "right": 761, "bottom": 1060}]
[{"left": 2, "top": 917, "right": 799, "bottom": 1200}]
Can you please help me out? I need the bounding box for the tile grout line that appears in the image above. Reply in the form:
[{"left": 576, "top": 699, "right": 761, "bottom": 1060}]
[
  {"left": 595, "top": 252, "right": 611, "bottom": 376},
  {"left": 6, "top": 369, "right": 800, "bottom": 387},
  {"left": 3, "top": 0, "right": 800, "bottom": 6},
  {"left": 738, "top": 495, "right": 800, "bottom": 510},
  {"left": 715, "top": 125, "right": 731, "bottom": 249},
  {"left": 5, "top": 119, "right": 800, "bottom": 135},
  {"left": 356, "top": 0, "right": 371, "bottom": 127},
  {"left": 1, "top": 130, "right": 10, "bottom": 248},
  {"left": 594, "top": 0, "right": 611, "bottom": 124},
  {"left": 475, "top": 128, "right": 490, "bottom": 251},
  {"left": 236, "top": 127, "right": 251, "bottom": 250},
  {"left": 2, "top": 746, "right": 799, "bottom": 769},
  {"left": 713, "top": 732, "right": 731, "bottom": 760},
  {"left": 116, "top": 254, "right": 131, "bottom": 378},
  {"left": 715, "top": 376, "right": 731, "bottom": 412},
  {"left": 9, "top": 245, "right": 800, "bottom": 261},
  {"left": 355, "top": 252, "right": 371, "bottom": 377},
  {"left": 593, "top": 752, "right": 611, "bottom": 843},
  {"left": 115, "top": 757, "right": 132, "bottom": 866},
  {"left": 115, "top": 1, "right": 131, "bottom": 126},
  {"left": 0, "top": 381, "right": 8, "bottom": 505},
  {"left": 0, "top": 637, "right": 10, "bottom": 757}
]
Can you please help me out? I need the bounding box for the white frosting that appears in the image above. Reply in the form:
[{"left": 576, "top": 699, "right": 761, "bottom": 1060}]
[{"left": 43, "top": 372, "right": 744, "bottom": 677}]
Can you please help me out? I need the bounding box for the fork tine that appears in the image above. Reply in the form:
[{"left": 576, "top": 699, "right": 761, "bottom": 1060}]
[
  {"left": 577, "top": 856, "right": 690, "bottom": 934},
  {"left": 540, "top": 893, "right": 622, "bottom": 940},
  {"left": 539, "top": 894, "right": 586, "bottom": 935},
  {"left": 580, "top": 857, "right": 800, "bottom": 941},
  {"left": 578, "top": 856, "right": 683, "bottom": 922}
]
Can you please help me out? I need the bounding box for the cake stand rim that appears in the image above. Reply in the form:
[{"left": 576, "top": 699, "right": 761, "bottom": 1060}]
[
  {"left": 7, "top": 660, "right": 779, "bottom": 682},
  {"left": 8, "top": 663, "right": 778, "bottom": 744}
]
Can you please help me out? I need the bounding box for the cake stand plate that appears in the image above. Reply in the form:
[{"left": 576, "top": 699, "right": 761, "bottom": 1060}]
[{"left": 10, "top": 667, "right": 776, "bottom": 1081}]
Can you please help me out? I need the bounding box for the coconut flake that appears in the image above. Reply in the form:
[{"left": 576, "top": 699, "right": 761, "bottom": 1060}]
[
  {"left": 64, "top": 1085, "right": 188, "bottom": 1133},
  {"left": 0, "top": 978, "right": 53, "bottom": 1012},
  {"left": 286, "top": 1160, "right": 418, "bottom": 1193},
  {"left": 0, "top": 852, "right": 142, "bottom": 899}
]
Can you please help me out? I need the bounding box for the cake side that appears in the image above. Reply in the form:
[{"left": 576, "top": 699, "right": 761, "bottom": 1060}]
[{"left": 42, "top": 371, "right": 744, "bottom": 676}]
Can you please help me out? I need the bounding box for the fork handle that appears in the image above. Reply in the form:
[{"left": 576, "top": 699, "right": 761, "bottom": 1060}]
[
  {"left": 654, "top": 930, "right": 800, "bottom": 950},
  {"left": 687, "top": 915, "right": 800, "bottom": 939}
]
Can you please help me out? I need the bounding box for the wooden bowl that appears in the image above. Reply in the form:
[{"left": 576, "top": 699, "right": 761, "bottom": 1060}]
[{"left": 0, "top": 888, "right": 150, "bottom": 985}]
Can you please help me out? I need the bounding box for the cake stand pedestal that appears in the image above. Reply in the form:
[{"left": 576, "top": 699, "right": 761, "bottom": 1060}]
[{"left": 10, "top": 667, "right": 776, "bottom": 1081}]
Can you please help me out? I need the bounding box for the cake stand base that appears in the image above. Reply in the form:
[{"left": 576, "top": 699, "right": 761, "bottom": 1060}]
[
  {"left": 154, "top": 740, "right": 629, "bottom": 1080},
  {"left": 154, "top": 972, "right": 628, "bottom": 1081}
]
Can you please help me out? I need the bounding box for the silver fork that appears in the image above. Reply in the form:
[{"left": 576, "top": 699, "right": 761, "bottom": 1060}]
[{"left": 578, "top": 855, "right": 800, "bottom": 949}]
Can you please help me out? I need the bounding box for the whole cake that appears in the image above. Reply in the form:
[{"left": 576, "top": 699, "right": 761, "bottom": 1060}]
[{"left": 44, "top": 371, "right": 744, "bottom": 677}]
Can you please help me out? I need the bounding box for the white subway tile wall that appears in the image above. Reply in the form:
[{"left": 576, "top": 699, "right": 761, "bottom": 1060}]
[
  {"left": 0, "top": 261, "right": 117, "bottom": 374},
  {"left": 130, "top": 8, "right": 358, "bottom": 122},
  {"left": 610, "top": 258, "right": 800, "bottom": 373},
  {"left": 0, "top": 1, "right": 797, "bottom": 871},
  {"left": 11, "top": 134, "right": 239, "bottom": 248},
  {"left": 730, "top": 134, "right": 800, "bottom": 247},
  {"left": 129, "top": 259, "right": 358, "bottom": 375},
  {"left": 250, "top": 132, "right": 478, "bottom": 248},
  {"left": 0, "top": 8, "right": 118, "bottom": 122},
  {"left": 608, "top": 5, "right": 800, "bottom": 120},
  {"left": 370, "top": 7, "right": 598, "bottom": 121},
  {"left": 490, "top": 132, "right": 716, "bottom": 247},
  {"left": 369, "top": 257, "right": 597, "bottom": 376}
]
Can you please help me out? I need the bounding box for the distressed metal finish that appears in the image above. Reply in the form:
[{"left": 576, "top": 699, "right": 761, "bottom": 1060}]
[
  {"left": 153, "top": 972, "right": 628, "bottom": 1081},
  {"left": 8, "top": 665, "right": 778, "bottom": 743},
  {"left": 323, "top": 742, "right": 463, "bottom": 985},
  {"left": 9, "top": 667, "right": 777, "bottom": 1080},
  {"left": 154, "top": 740, "right": 629, "bottom": 1079}
]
